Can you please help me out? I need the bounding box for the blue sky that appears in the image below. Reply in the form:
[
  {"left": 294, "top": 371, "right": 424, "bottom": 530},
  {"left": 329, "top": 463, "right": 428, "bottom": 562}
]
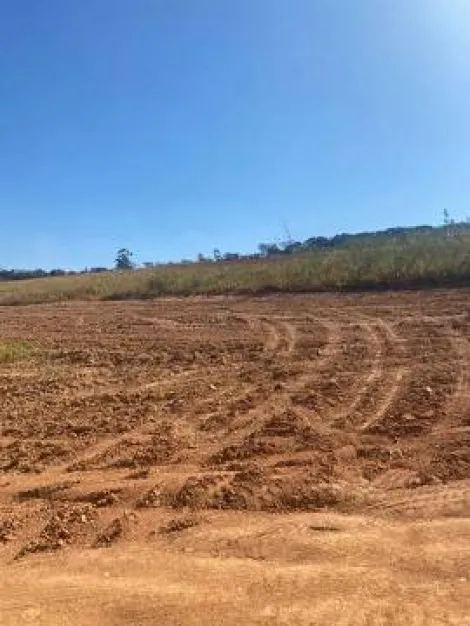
[{"left": 1, "top": 0, "right": 470, "bottom": 269}]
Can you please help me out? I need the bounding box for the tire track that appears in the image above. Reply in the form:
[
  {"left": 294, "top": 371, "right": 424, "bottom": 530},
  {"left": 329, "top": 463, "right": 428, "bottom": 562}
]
[
  {"left": 63, "top": 365, "right": 217, "bottom": 403},
  {"left": 367, "top": 316, "right": 463, "bottom": 440},
  {"left": 211, "top": 317, "right": 342, "bottom": 451},
  {"left": 330, "top": 317, "right": 408, "bottom": 433},
  {"left": 434, "top": 329, "right": 470, "bottom": 434},
  {"left": 365, "top": 481, "right": 470, "bottom": 518},
  {"left": 393, "top": 316, "right": 469, "bottom": 437},
  {"left": 31, "top": 315, "right": 295, "bottom": 476},
  {"left": 331, "top": 320, "right": 384, "bottom": 427},
  {"left": 278, "top": 320, "right": 297, "bottom": 355},
  {"left": 360, "top": 366, "right": 409, "bottom": 432},
  {"left": 236, "top": 314, "right": 297, "bottom": 356},
  {"left": 61, "top": 375, "right": 248, "bottom": 473}
]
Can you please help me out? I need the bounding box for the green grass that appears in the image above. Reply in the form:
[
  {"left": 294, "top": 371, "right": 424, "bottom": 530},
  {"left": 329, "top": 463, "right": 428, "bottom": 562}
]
[
  {"left": 0, "top": 341, "right": 36, "bottom": 364},
  {"left": 0, "top": 230, "right": 469, "bottom": 306}
]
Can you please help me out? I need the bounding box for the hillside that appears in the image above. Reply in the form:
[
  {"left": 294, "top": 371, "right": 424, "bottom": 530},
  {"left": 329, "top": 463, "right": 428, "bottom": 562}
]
[{"left": 1, "top": 223, "right": 469, "bottom": 306}]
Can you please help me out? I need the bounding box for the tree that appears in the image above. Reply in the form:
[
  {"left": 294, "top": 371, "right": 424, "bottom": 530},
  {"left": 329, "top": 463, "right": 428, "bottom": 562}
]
[
  {"left": 258, "top": 243, "right": 280, "bottom": 257},
  {"left": 115, "top": 248, "right": 134, "bottom": 270},
  {"left": 282, "top": 241, "right": 302, "bottom": 255},
  {"left": 443, "top": 208, "right": 455, "bottom": 225},
  {"left": 258, "top": 243, "right": 269, "bottom": 257},
  {"left": 443, "top": 209, "right": 456, "bottom": 238}
]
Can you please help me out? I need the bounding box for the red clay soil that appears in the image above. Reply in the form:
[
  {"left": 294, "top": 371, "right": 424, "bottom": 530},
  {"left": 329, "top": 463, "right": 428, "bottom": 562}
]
[{"left": 0, "top": 291, "right": 469, "bottom": 624}]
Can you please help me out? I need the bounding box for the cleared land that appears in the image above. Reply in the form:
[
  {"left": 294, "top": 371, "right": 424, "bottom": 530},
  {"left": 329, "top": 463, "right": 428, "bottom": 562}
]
[{"left": 0, "top": 291, "right": 469, "bottom": 624}]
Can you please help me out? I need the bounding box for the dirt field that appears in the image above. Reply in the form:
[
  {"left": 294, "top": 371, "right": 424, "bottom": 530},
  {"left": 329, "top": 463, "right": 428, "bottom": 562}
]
[{"left": 1, "top": 291, "right": 469, "bottom": 624}]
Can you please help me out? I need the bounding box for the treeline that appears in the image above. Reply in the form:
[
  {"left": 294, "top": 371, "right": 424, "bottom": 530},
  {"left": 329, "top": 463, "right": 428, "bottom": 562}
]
[
  {"left": 174, "top": 223, "right": 470, "bottom": 265},
  {"left": 1, "top": 221, "right": 469, "bottom": 282},
  {"left": 0, "top": 267, "right": 108, "bottom": 282}
]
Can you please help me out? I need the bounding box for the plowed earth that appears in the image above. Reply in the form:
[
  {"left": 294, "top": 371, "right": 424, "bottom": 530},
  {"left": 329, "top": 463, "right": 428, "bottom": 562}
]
[{"left": 1, "top": 291, "right": 469, "bottom": 624}]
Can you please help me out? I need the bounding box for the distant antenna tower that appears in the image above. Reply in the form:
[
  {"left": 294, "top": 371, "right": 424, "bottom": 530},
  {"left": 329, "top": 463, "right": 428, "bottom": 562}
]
[{"left": 282, "top": 221, "right": 293, "bottom": 245}]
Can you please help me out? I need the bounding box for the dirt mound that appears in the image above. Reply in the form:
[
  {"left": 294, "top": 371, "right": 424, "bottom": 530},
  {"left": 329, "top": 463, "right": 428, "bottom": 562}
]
[
  {"left": 170, "top": 466, "right": 361, "bottom": 512},
  {"left": 0, "top": 440, "right": 76, "bottom": 474},
  {"left": 93, "top": 512, "right": 138, "bottom": 548},
  {"left": 210, "top": 409, "right": 342, "bottom": 468},
  {"left": 428, "top": 433, "right": 470, "bottom": 482},
  {"left": 158, "top": 514, "right": 203, "bottom": 535},
  {"left": 16, "top": 481, "right": 77, "bottom": 502},
  {"left": 74, "top": 488, "right": 122, "bottom": 507},
  {"left": 0, "top": 516, "right": 19, "bottom": 544},
  {"left": 69, "top": 420, "right": 192, "bottom": 472},
  {"left": 16, "top": 503, "right": 98, "bottom": 559}
]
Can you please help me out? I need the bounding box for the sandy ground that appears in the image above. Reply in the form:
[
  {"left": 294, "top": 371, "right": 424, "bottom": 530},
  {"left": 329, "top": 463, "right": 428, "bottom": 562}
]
[{"left": 1, "top": 291, "right": 469, "bottom": 624}]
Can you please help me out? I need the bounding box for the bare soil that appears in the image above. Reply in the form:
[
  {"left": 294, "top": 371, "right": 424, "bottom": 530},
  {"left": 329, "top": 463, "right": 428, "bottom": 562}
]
[{"left": 1, "top": 291, "right": 469, "bottom": 624}]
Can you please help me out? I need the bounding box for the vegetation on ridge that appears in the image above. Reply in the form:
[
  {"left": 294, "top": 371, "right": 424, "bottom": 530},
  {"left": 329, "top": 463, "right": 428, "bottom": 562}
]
[{"left": 0, "top": 222, "right": 469, "bottom": 305}]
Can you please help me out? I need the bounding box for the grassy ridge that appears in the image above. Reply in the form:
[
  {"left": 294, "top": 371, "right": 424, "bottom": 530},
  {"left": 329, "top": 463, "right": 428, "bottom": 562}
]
[{"left": 1, "top": 230, "right": 469, "bottom": 305}]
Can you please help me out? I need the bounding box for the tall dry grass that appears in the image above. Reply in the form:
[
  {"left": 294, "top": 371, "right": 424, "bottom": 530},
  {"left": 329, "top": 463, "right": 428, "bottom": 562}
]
[{"left": 0, "top": 230, "right": 468, "bottom": 305}]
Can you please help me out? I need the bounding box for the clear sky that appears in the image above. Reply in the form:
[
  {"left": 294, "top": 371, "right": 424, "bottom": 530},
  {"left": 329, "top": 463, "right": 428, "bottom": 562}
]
[{"left": 1, "top": 1, "right": 470, "bottom": 269}]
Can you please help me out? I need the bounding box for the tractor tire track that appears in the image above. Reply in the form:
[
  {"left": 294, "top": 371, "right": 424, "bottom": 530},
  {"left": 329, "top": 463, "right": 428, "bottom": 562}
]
[{"left": 330, "top": 317, "right": 408, "bottom": 433}]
